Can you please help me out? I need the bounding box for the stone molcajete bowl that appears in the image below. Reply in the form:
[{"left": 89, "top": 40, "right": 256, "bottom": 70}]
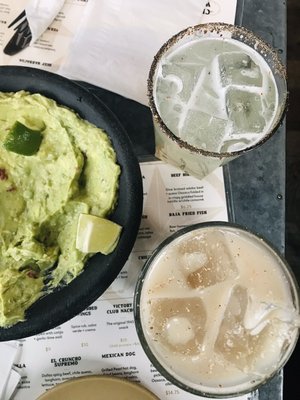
[{"left": 0, "top": 66, "right": 143, "bottom": 340}]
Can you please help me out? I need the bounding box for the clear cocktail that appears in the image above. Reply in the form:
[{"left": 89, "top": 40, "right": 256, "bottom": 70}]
[
  {"left": 148, "top": 23, "right": 287, "bottom": 180},
  {"left": 134, "top": 223, "right": 299, "bottom": 397}
]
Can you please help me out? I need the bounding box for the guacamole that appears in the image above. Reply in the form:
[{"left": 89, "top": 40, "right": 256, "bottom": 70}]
[{"left": 0, "top": 91, "right": 120, "bottom": 327}]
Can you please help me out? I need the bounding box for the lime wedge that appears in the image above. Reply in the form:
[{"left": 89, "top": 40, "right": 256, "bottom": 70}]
[
  {"left": 3, "top": 121, "right": 43, "bottom": 156},
  {"left": 76, "top": 214, "right": 122, "bottom": 255}
]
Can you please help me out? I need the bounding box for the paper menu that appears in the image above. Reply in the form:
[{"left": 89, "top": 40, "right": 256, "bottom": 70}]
[
  {"left": 8, "top": 161, "right": 251, "bottom": 400},
  {"left": 105, "top": 162, "right": 229, "bottom": 300}
]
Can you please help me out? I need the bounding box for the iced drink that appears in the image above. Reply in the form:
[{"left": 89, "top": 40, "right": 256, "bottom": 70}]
[
  {"left": 134, "top": 223, "right": 299, "bottom": 397},
  {"left": 148, "top": 23, "right": 287, "bottom": 180}
]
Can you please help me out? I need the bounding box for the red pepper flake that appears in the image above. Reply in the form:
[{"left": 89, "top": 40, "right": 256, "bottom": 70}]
[
  {"left": 27, "top": 270, "right": 39, "bottom": 279},
  {"left": 0, "top": 168, "right": 8, "bottom": 180}
]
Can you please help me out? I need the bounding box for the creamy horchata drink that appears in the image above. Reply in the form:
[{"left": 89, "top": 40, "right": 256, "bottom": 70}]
[
  {"left": 134, "top": 223, "right": 299, "bottom": 397},
  {"left": 148, "top": 23, "right": 287, "bottom": 180}
]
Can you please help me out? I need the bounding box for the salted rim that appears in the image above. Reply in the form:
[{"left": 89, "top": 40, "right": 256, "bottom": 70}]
[{"left": 148, "top": 22, "right": 288, "bottom": 159}]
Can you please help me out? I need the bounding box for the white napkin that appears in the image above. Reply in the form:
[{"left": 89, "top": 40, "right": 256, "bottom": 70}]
[
  {"left": 58, "top": 0, "right": 206, "bottom": 104},
  {"left": 23, "top": 0, "right": 238, "bottom": 104},
  {"left": 0, "top": 342, "right": 21, "bottom": 400},
  {"left": 23, "top": 0, "right": 241, "bottom": 104},
  {"left": 25, "top": 0, "right": 65, "bottom": 42}
]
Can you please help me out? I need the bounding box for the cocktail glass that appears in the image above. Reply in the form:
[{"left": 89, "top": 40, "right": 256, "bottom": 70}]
[
  {"left": 134, "top": 222, "right": 299, "bottom": 398},
  {"left": 148, "top": 23, "right": 287, "bottom": 180}
]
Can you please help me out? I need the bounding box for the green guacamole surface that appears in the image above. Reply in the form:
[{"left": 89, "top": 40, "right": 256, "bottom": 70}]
[{"left": 0, "top": 91, "right": 120, "bottom": 327}]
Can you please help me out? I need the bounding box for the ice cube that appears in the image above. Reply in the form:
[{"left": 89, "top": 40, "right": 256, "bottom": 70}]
[
  {"left": 182, "top": 252, "right": 209, "bottom": 274},
  {"left": 179, "top": 231, "right": 239, "bottom": 289},
  {"left": 218, "top": 51, "right": 263, "bottom": 87},
  {"left": 199, "top": 52, "right": 228, "bottom": 115},
  {"left": 161, "top": 61, "right": 206, "bottom": 103},
  {"left": 170, "top": 41, "right": 210, "bottom": 66},
  {"left": 149, "top": 297, "right": 206, "bottom": 355},
  {"left": 215, "top": 285, "right": 256, "bottom": 369},
  {"left": 180, "top": 109, "right": 228, "bottom": 152},
  {"left": 156, "top": 73, "right": 183, "bottom": 98},
  {"left": 193, "top": 86, "right": 227, "bottom": 120},
  {"left": 226, "top": 88, "right": 266, "bottom": 134},
  {"left": 156, "top": 98, "right": 181, "bottom": 135},
  {"left": 164, "top": 316, "right": 195, "bottom": 346},
  {"left": 214, "top": 285, "right": 285, "bottom": 374}
]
